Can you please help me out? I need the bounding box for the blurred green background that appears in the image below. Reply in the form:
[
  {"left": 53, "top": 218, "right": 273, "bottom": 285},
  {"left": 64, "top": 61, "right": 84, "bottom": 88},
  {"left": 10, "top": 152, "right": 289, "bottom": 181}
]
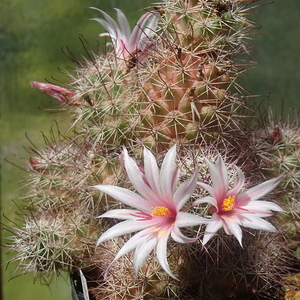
[{"left": 0, "top": 0, "right": 299, "bottom": 299}]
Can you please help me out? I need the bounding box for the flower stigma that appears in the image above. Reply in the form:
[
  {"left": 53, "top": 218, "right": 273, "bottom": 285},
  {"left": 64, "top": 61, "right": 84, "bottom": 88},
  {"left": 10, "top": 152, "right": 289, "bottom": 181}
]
[
  {"left": 150, "top": 206, "right": 171, "bottom": 217},
  {"left": 221, "top": 195, "right": 236, "bottom": 211}
]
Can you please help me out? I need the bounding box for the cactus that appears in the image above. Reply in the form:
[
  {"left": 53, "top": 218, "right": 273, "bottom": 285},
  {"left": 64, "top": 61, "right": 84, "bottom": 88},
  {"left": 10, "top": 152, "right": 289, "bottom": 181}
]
[
  {"left": 251, "top": 107, "right": 300, "bottom": 261},
  {"left": 35, "top": 0, "right": 256, "bottom": 153},
  {"left": 5, "top": 0, "right": 299, "bottom": 299}
]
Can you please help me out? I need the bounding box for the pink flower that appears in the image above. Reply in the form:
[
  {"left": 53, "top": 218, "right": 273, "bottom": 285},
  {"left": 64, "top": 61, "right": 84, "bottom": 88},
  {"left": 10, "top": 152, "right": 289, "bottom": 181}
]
[
  {"left": 90, "top": 7, "right": 158, "bottom": 60},
  {"left": 193, "top": 154, "right": 283, "bottom": 246},
  {"left": 30, "top": 81, "right": 75, "bottom": 104},
  {"left": 94, "top": 145, "right": 207, "bottom": 279}
]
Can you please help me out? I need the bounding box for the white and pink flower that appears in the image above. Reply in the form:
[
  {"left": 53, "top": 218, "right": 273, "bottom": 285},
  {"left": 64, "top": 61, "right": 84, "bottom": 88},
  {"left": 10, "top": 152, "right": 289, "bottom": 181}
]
[
  {"left": 94, "top": 145, "right": 207, "bottom": 279},
  {"left": 90, "top": 7, "right": 159, "bottom": 60},
  {"left": 194, "top": 154, "right": 283, "bottom": 246}
]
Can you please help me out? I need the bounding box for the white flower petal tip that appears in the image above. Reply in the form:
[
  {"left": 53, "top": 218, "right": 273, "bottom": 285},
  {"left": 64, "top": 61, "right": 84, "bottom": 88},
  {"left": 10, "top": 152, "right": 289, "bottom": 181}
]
[
  {"left": 195, "top": 153, "right": 284, "bottom": 246},
  {"left": 94, "top": 145, "right": 205, "bottom": 278},
  {"left": 90, "top": 7, "right": 159, "bottom": 60}
]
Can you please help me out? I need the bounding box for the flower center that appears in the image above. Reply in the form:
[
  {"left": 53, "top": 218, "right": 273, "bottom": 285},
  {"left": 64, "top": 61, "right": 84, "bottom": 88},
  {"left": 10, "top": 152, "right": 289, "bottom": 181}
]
[
  {"left": 221, "top": 195, "right": 236, "bottom": 211},
  {"left": 150, "top": 206, "right": 171, "bottom": 217}
]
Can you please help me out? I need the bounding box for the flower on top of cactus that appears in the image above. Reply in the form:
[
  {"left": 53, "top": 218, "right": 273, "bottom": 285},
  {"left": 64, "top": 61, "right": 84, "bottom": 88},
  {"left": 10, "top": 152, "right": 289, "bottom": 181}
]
[
  {"left": 30, "top": 81, "right": 76, "bottom": 104},
  {"left": 94, "top": 145, "right": 207, "bottom": 279},
  {"left": 193, "top": 154, "right": 283, "bottom": 247},
  {"left": 90, "top": 7, "right": 159, "bottom": 60}
]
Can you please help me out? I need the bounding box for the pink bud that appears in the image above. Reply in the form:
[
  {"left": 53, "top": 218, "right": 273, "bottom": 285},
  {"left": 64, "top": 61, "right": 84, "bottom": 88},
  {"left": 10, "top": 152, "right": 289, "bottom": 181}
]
[{"left": 30, "top": 81, "right": 75, "bottom": 104}]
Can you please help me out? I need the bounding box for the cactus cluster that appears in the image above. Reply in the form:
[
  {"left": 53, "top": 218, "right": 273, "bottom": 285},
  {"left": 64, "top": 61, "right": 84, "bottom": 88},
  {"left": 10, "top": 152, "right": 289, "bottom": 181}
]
[{"left": 5, "top": 0, "right": 300, "bottom": 299}]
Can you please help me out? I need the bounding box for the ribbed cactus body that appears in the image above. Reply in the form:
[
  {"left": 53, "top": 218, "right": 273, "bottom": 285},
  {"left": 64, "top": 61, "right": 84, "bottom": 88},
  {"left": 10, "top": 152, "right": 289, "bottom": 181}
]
[
  {"left": 253, "top": 109, "right": 300, "bottom": 260},
  {"left": 131, "top": 0, "right": 252, "bottom": 149},
  {"left": 65, "top": 0, "right": 255, "bottom": 153}
]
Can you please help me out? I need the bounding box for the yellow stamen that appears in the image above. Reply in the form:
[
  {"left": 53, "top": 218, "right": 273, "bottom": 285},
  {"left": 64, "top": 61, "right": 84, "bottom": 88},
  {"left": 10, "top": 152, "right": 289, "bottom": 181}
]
[
  {"left": 150, "top": 206, "right": 171, "bottom": 217},
  {"left": 222, "top": 195, "right": 236, "bottom": 211}
]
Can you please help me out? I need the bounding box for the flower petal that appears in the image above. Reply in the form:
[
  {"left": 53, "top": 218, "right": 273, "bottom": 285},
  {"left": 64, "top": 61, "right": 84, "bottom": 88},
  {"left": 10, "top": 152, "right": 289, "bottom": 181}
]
[
  {"left": 96, "top": 220, "right": 153, "bottom": 246},
  {"left": 242, "top": 200, "right": 283, "bottom": 215},
  {"left": 123, "top": 147, "right": 160, "bottom": 206},
  {"left": 175, "top": 212, "right": 208, "bottom": 227},
  {"left": 159, "top": 145, "right": 177, "bottom": 202},
  {"left": 227, "top": 166, "right": 245, "bottom": 196},
  {"left": 93, "top": 184, "right": 152, "bottom": 212},
  {"left": 207, "top": 154, "right": 228, "bottom": 199},
  {"left": 237, "top": 175, "right": 282, "bottom": 205},
  {"left": 171, "top": 225, "right": 197, "bottom": 243},
  {"left": 239, "top": 214, "right": 277, "bottom": 232},
  {"left": 197, "top": 182, "right": 219, "bottom": 200},
  {"left": 139, "top": 11, "right": 159, "bottom": 41},
  {"left": 155, "top": 228, "right": 177, "bottom": 279},
  {"left": 130, "top": 11, "right": 158, "bottom": 51},
  {"left": 173, "top": 167, "right": 198, "bottom": 210},
  {"left": 99, "top": 209, "right": 141, "bottom": 220},
  {"left": 133, "top": 236, "right": 157, "bottom": 274},
  {"left": 223, "top": 218, "right": 243, "bottom": 246},
  {"left": 143, "top": 146, "right": 162, "bottom": 198},
  {"left": 115, "top": 8, "right": 131, "bottom": 41},
  {"left": 90, "top": 7, "right": 120, "bottom": 40},
  {"left": 113, "top": 227, "right": 155, "bottom": 262},
  {"left": 202, "top": 214, "right": 223, "bottom": 245},
  {"left": 30, "top": 81, "right": 75, "bottom": 103},
  {"left": 193, "top": 196, "right": 218, "bottom": 209}
]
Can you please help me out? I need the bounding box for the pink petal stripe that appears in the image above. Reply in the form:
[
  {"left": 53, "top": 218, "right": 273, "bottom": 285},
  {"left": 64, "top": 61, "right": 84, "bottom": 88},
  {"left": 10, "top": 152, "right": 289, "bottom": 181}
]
[
  {"left": 170, "top": 166, "right": 180, "bottom": 195},
  {"left": 227, "top": 166, "right": 245, "bottom": 196},
  {"left": 217, "top": 154, "right": 229, "bottom": 191},
  {"left": 159, "top": 145, "right": 177, "bottom": 203},
  {"left": 209, "top": 155, "right": 228, "bottom": 199},
  {"left": 237, "top": 175, "right": 282, "bottom": 205},
  {"left": 130, "top": 12, "right": 156, "bottom": 50},
  {"left": 143, "top": 147, "right": 162, "bottom": 198},
  {"left": 123, "top": 148, "right": 160, "bottom": 205},
  {"left": 114, "top": 8, "right": 131, "bottom": 41},
  {"left": 100, "top": 209, "right": 141, "bottom": 220},
  {"left": 30, "top": 81, "right": 75, "bottom": 103},
  {"left": 174, "top": 167, "right": 198, "bottom": 210}
]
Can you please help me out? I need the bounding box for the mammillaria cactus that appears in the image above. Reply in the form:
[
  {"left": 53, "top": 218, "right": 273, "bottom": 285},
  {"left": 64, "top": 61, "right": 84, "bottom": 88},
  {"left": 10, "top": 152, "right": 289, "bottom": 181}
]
[{"left": 6, "top": 0, "right": 300, "bottom": 299}]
